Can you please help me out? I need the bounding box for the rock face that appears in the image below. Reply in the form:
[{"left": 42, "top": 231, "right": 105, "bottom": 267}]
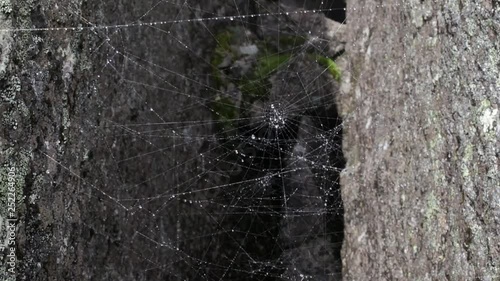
[
  {"left": 1, "top": 0, "right": 225, "bottom": 280},
  {"left": 340, "top": 1, "right": 499, "bottom": 280}
]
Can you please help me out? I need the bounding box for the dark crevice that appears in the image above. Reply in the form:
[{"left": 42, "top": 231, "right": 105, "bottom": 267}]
[
  {"left": 212, "top": 99, "right": 345, "bottom": 280},
  {"left": 296, "top": 0, "right": 347, "bottom": 23},
  {"left": 197, "top": 2, "right": 346, "bottom": 279}
]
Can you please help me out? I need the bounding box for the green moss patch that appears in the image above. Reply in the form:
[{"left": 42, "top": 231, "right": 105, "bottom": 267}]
[
  {"left": 211, "top": 30, "right": 235, "bottom": 88},
  {"left": 211, "top": 95, "right": 239, "bottom": 134},
  {"left": 209, "top": 27, "right": 343, "bottom": 137},
  {"left": 315, "top": 55, "right": 342, "bottom": 82},
  {"left": 254, "top": 54, "right": 291, "bottom": 78}
]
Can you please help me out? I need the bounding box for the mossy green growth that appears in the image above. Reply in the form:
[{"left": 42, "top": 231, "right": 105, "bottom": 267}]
[
  {"left": 211, "top": 95, "right": 239, "bottom": 135},
  {"left": 239, "top": 79, "right": 269, "bottom": 101},
  {"left": 254, "top": 54, "right": 290, "bottom": 78},
  {"left": 237, "top": 54, "right": 290, "bottom": 103},
  {"left": 277, "top": 35, "right": 307, "bottom": 50},
  {"left": 215, "top": 30, "right": 233, "bottom": 51},
  {"left": 315, "top": 55, "right": 342, "bottom": 82},
  {"left": 210, "top": 28, "right": 344, "bottom": 135},
  {"left": 211, "top": 30, "right": 235, "bottom": 88}
]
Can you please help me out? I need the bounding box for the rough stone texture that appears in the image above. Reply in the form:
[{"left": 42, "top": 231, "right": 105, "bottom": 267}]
[
  {"left": 1, "top": 0, "right": 99, "bottom": 280},
  {"left": 2, "top": 0, "right": 345, "bottom": 280},
  {"left": 1, "top": 0, "right": 225, "bottom": 280},
  {"left": 340, "top": 0, "right": 499, "bottom": 280}
]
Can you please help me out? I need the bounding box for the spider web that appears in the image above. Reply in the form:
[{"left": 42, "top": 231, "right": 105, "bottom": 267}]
[{"left": 22, "top": 0, "right": 350, "bottom": 280}]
